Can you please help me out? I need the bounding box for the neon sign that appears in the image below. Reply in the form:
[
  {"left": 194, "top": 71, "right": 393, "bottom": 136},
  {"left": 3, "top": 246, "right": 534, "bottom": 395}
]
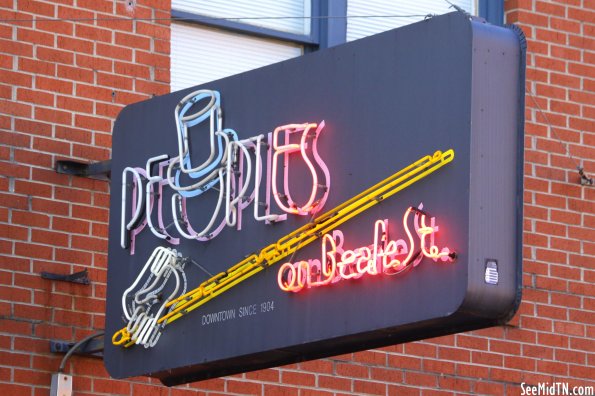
[
  {"left": 120, "top": 89, "right": 330, "bottom": 254},
  {"left": 112, "top": 148, "right": 455, "bottom": 348},
  {"left": 278, "top": 205, "right": 455, "bottom": 293}
]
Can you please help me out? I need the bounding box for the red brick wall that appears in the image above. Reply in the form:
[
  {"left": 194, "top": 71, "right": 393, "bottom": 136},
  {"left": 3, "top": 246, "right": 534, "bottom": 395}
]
[{"left": 0, "top": 0, "right": 593, "bottom": 395}]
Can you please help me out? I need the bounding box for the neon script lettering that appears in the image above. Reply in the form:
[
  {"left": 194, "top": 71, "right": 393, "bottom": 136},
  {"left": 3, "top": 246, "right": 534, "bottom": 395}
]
[
  {"left": 277, "top": 205, "right": 456, "bottom": 292},
  {"left": 121, "top": 90, "right": 330, "bottom": 254}
]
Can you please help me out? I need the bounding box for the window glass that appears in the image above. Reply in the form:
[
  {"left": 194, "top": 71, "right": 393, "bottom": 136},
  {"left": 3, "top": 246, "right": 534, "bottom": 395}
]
[
  {"left": 172, "top": 0, "right": 311, "bottom": 36},
  {"left": 171, "top": 23, "right": 303, "bottom": 91},
  {"left": 347, "top": 0, "right": 475, "bottom": 41}
]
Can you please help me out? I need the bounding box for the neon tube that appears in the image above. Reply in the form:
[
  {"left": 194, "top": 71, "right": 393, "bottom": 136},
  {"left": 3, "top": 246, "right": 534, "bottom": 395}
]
[
  {"left": 121, "top": 167, "right": 145, "bottom": 249},
  {"left": 271, "top": 122, "right": 330, "bottom": 215}
]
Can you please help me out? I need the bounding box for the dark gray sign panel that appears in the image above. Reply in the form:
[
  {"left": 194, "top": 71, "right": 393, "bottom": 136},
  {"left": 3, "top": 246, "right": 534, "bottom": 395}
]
[{"left": 105, "top": 13, "right": 525, "bottom": 385}]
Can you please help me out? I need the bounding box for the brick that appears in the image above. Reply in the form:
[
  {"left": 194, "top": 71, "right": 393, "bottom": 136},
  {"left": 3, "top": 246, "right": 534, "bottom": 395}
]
[
  {"left": 404, "top": 342, "right": 437, "bottom": 358},
  {"left": 523, "top": 344, "right": 554, "bottom": 360},
  {"left": 0, "top": 284, "right": 32, "bottom": 303},
  {"left": 423, "top": 359, "right": 455, "bottom": 375},
  {"left": 13, "top": 119, "right": 52, "bottom": 138},
  {"left": 537, "top": 304, "right": 567, "bottom": 320},
  {"left": 12, "top": 210, "right": 50, "bottom": 228},
  {"left": 134, "top": 79, "right": 168, "bottom": 96},
  {"left": 554, "top": 322, "right": 585, "bottom": 337},
  {"left": 0, "top": 83, "right": 10, "bottom": 99},
  {"left": 54, "top": 186, "right": 92, "bottom": 204},
  {"left": 0, "top": 223, "right": 28, "bottom": 240},
  {"left": 115, "top": 32, "right": 150, "bottom": 50},
  {"left": 12, "top": 304, "right": 51, "bottom": 322},
  {"left": 550, "top": 17, "right": 582, "bottom": 34},
  {"left": 72, "top": 143, "right": 110, "bottom": 162},
  {"left": 54, "top": 309, "right": 92, "bottom": 328},
  {"left": 457, "top": 335, "right": 488, "bottom": 350},
  {"left": 281, "top": 371, "right": 315, "bottom": 387},
  {"left": 14, "top": 241, "right": 52, "bottom": 260},
  {"left": 353, "top": 350, "right": 386, "bottom": 365},
  {"left": 405, "top": 372, "right": 437, "bottom": 387},
  {"left": 536, "top": 360, "right": 568, "bottom": 376},
  {"left": 76, "top": 83, "right": 114, "bottom": 102},
  {"left": 56, "top": 4, "right": 94, "bottom": 20},
  {"left": 471, "top": 351, "right": 503, "bottom": 367},
  {"left": 113, "top": 90, "right": 149, "bottom": 105},
  {"left": 226, "top": 380, "right": 262, "bottom": 395},
  {"left": 96, "top": 43, "right": 132, "bottom": 61},
  {"left": 76, "top": 24, "right": 113, "bottom": 43},
  {"left": 57, "top": 64, "right": 95, "bottom": 84},
  {"left": 74, "top": 114, "right": 112, "bottom": 132},
  {"left": 18, "top": 0, "right": 55, "bottom": 16},
  {"left": 98, "top": 73, "right": 135, "bottom": 94},
  {"left": 555, "top": 348, "right": 586, "bottom": 364},
  {"left": 31, "top": 229, "right": 69, "bottom": 247},
  {"left": 153, "top": 38, "right": 170, "bottom": 57},
  {"left": 92, "top": 378, "right": 131, "bottom": 395},
  {"left": 52, "top": 216, "right": 90, "bottom": 234},
  {"left": 31, "top": 197, "right": 69, "bottom": 216},
  {"left": 33, "top": 288, "right": 73, "bottom": 310},
  {"left": 16, "top": 88, "right": 54, "bottom": 108},
  {"left": 0, "top": 98, "right": 32, "bottom": 118},
  {"left": 318, "top": 375, "right": 353, "bottom": 391},
  {"left": 34, "top": 106, "right": 72, "bottom": 125},
  {"left": 0, "top": 161, "right": 31, "bottom": 179},
  {"left": 387, "top": 354, "right": 422, "bottom": 370},
  {"left": 336, "top": 362, "right": 368, "bottom": 379},
  {"left": 75, "top": 54, "right": 112, "bottom": 72},
  {"left": 129, "top": 383, "right": 169, "bottom": 396},
  {"left": 538, "top": 332, "right": 569, "bottom": 348},
  {"left": 0, "top": 384, "right": 32, "bottom": 395},
  {"left": 489, "top": 340, "right": 521, "bottom": 355},
  {"left": 535, "top": 1, "right": 567, "bottom": 17},
  {"left": 94, "top": 132, "right": 112, "bottom": 148},
  {"left": 57, "top": 35, "right": 94, "bottom": 54},
  {"left": 0, "top": 38, "right": 34, "bottom": 58},
  {"left": 12, "top": 149, "right": 50, "bottom": 170},
  {"left": 551, "top": 292, "right": 581, "bottom": 308},
  {"left": 54, "top": 248, "right": 92, "bottom": 265},
  {"left": 135, "top": 50, "right": 169, "bottom": 69},
  {"left": 296, "top": 360, "right": 332, "bottom": 374},
  {"left": 55, "top": 125, "right": 92, "bottom": 144},
  {"left": 354, "top": 379, "right": 387, "bottom": 395},
  {"left": 31, "top": 168, "right": 70, "bottom": 186},
  {"left": 35, "top": 76, "right": 73, "bottom": 95}
]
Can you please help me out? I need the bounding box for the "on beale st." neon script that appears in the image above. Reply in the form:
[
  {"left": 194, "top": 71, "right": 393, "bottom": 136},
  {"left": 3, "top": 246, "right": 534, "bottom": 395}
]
[{"left": 277, "top": 205, "right": 456, "bottom": 293}]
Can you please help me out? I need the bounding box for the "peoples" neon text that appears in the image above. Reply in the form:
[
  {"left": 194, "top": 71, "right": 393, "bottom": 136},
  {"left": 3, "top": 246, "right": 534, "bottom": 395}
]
[{"left": 120, "top": 90, "right": 331, "bottom": 254}]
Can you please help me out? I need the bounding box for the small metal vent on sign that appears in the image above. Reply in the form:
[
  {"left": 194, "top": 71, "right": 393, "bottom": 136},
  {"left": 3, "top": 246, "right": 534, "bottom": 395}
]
[{"left": 485, "top": 260, "right": 498, "bottom": 285}]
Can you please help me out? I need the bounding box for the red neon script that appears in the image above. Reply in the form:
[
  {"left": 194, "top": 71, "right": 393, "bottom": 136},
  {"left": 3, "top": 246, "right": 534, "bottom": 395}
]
[{"left": 277, "top": 205, "right": 456, "bottom": 293}]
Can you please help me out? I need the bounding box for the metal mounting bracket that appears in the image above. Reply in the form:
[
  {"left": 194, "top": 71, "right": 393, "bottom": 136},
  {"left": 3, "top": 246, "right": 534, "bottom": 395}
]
[
  {"left": 41, "top": 269, "right": 90, "bottom": 285},
  {"left": 50, "top": 336, "right": 104, "bottom": 359},
  {"left": 55, "top": 159, "right": 111, "bottom": 180}
]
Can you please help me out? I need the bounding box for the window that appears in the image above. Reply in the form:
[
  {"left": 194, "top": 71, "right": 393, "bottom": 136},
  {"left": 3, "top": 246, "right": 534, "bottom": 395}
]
[
  {"left": 346, "top": 0, "right": 476, "bottom": 41},
  {"left": 169, "top": 0, "right": 487, "bottom": 92},
  {"left": 171, "top": 23, "right": 303, "bottom": 91},
  {"left": 170, "top": 0, "right": 311, "bottom": 91},
  {"left": 171, "top": 0, "right": 311, "bottom": 35}
]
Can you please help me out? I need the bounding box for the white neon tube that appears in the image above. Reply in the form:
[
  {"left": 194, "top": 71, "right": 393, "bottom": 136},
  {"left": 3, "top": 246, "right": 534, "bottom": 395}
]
[
  {"left": 121, "top": 247, "right": 175, "bottom": 320},
  {"left": 145, "top": 155, "right": 169, "bottom": 240},
  {"left": 225, "top": 139, "right": 252, "bottom": 227},
  {"left": 121, "top": 167, "right": 144, "bottom": 249},
  {"left": 171, "top": 168, "right": 226, "bottom": 239}
]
